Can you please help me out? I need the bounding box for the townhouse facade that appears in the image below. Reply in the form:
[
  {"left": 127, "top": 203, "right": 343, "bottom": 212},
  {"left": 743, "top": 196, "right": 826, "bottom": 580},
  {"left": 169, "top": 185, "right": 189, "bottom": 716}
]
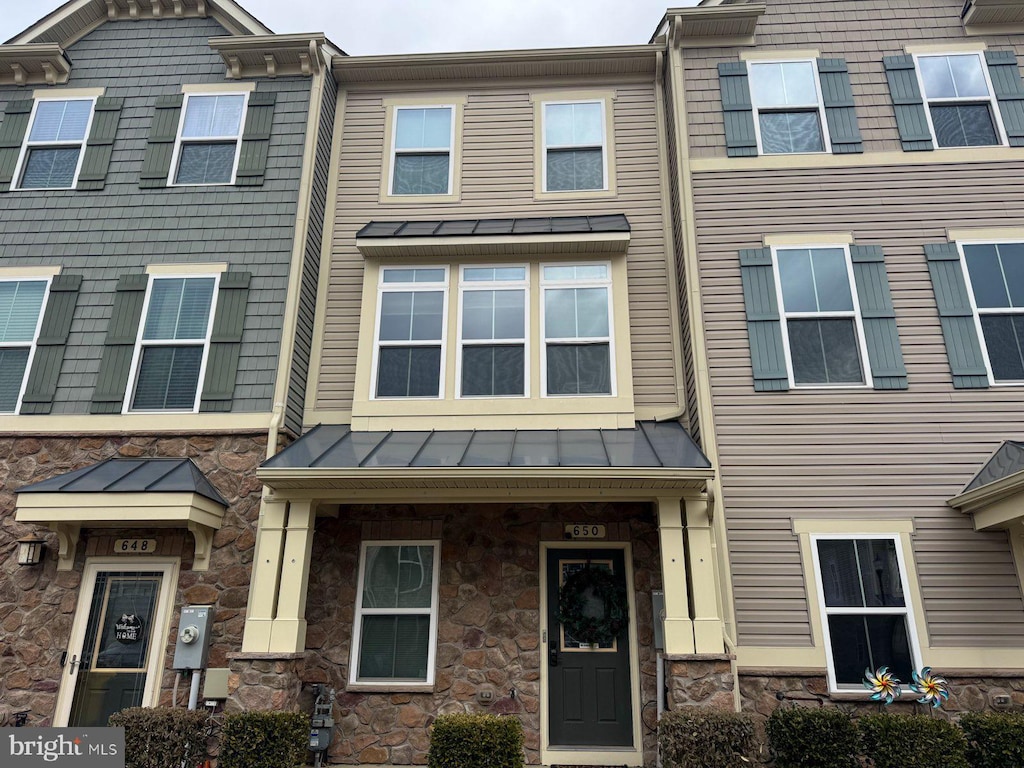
[
  {"left": 660, "top": 0, "right": 1024, "bottom": 716},
  {"left": 0, "top": 0, "right": 335, "bottom": 732}
]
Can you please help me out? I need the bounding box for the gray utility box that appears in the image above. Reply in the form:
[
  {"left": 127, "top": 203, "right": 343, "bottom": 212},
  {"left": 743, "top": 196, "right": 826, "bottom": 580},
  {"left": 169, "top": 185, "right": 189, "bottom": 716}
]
[{"left": 172, "top": 605, "right": 214, "bottom": 670}]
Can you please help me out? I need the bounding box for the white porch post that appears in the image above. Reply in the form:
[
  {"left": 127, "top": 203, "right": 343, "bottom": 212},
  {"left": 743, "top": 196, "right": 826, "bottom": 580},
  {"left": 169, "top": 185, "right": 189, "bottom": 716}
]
[
  {"left": 684, "top": 492, "right": 724, "bottom": 653},
  {"left": 656, "top": 496, "right": 695, "bottom": 654}
]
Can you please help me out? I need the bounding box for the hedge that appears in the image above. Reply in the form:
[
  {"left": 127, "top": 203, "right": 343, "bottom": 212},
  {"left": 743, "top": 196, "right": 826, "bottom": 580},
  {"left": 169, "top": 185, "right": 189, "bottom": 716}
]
[
  {"left": 766, "top": 706, "right": 859, "bottom": 768},
  {"left": 218, "top": 711, "right": 310, "bottom": 768},
  {"left": 659, "top": 708, "right": 756, "bottom": 768},
  {"left": 427, "top": 713, "right": 524, "bottom": 768},
  {"left": 108, "top": 707, "right": 210, "bottom": 768},
  {"left": 859, "top": 712, "right": 968, "bottom": 768},
  {"left": 960, "top": 711, "right": 1024, "bottom": 768}
]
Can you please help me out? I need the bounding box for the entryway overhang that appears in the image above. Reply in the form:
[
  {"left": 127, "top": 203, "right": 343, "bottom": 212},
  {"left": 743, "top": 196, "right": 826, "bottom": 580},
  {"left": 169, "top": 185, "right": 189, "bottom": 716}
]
[
  {"left": 14, "top": 457, "right": 228, "bottom": 571},
  {"left": 948, "top": 440, "right": 1024, "bottom": 531}
]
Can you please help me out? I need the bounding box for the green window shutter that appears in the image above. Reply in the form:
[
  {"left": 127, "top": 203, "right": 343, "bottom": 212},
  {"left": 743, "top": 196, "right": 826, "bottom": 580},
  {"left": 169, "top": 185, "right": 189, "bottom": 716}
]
[
  {"left": 90, "top": 273, "right": 148, "bottom": 413},
  {"left": 200, "top": 271, "right": 251, "bottom": 411},
  {"left": 883, "top": 55, "right": 934, "bottom": 151},
  {"left": 20, "top": 274, "right": 83, "bottom": 415},
  {"left": 139, "top": 94, "right": 183, "bottom": 189},
  {"left": 739, "top": 247, "right": 789, "bottom": 391},
  {"left": 0, "top": 99, "right": 34, "bottom": 192},
  {"left": 849, "top": 245, "right": 907, "bottom": 389},
  {"left": 235, "top": 92, "right": 276, "bottom": 186},
  {"left": 817, "top": 58, "right": 863, "bottom": 154},
  {"left": 77, "top": 97, "right": 123, "bottom": 191},
  {"left": 985, "top": 50, "right": 1024, "bottom": 147},
  {"left": 718, "top": 62, "right": 758, "bottom": 157},
  {"left": 924, "top": 242, "right": 989, "bottom": 389}
]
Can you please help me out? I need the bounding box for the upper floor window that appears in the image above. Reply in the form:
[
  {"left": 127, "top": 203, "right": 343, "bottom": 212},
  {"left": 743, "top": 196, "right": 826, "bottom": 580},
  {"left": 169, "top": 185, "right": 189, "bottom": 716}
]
[
  {"left": 374, "top": 267, "right": 447, "bottom": 399},
  {"left": 916, "top": 53, "right": 1004, "bottom": 147},
  {"left": 390, "top": 106, "right": 454, "bottom": 196},
  {"left": 458, "top": 266, "right": 528, "bottom": 397},
  {"left": 542, "top": 264, "right": 613, "bottom": 396},
  {"left": 127, "top": 275, "right": 217, "bottom": 412},
  {"left": 748, "top": 60, "right": 829, "bottom": 154},
  {"left": 17, "top": 98, "right": 94, "bottom": 189},
  {"left": 171, "top": 93, "right": 248, "bottom": 185},
  {"left": 961, "top": 242, "right": 1024, "bottom": 383},
  {"left": 0, "top": 279, "right": 49, "bottom": 412},
  {"left": 542, "top": 101, "right": 607, "bottom": 192},
  {"left": 774, "top": 247, "right": 869, "bottom": 387}
]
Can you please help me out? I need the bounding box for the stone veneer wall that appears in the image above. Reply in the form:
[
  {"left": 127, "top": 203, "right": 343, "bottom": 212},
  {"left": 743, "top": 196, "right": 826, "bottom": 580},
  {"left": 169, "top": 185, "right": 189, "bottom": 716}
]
[
  {"left": 0, "top": 433, "right": 265, "bottom": 727},
  {"left": 239, "top": 501, "right": 664, "bottom": 766}
]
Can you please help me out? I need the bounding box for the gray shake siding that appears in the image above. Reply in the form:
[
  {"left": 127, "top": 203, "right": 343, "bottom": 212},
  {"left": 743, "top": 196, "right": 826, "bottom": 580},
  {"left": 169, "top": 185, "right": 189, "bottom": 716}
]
[{"left": 0, "top": 16, "right": 316, "bottom": 417}]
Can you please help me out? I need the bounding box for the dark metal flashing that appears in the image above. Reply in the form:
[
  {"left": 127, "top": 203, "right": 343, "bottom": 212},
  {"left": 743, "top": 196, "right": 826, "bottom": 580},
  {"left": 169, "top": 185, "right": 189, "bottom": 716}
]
[
  {"left": 17, "top": 457, "right": 228, "bottom": 506},
  {"left": 356, "top": 214, "right": 631, "bottom": 240},
  {"left": 964, "top": 440, "right": 1024, "bottom": 492}
]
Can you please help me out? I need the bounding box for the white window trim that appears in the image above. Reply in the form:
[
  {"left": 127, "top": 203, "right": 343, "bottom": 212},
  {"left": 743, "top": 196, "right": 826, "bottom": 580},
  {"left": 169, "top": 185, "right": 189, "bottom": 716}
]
[
  {"left": 456, "top": 264, "right": 530, "bottom": 399},
  {"left": 0, "top": 276, "right": 52, "bottom": 414},
  {"left": 540, "top": 99, "right": 609, "bottom": 193},
  {"left": 809, "top": 533, "right": 924, "bottom": 693},
  {"left": 747, "top": 58, "right": 832, "bottom": 156},
  {"left": 349, "top": 540, "right": 440, "bottom": 688},
  {"left": 539, "top": 261, "right": 616, "bottom": 398},
  {"left": 387, "top": 104, "right": 456, "bottom": 198},
  {"left": 912, "top": 52, "right": 1008, "bottom": 149},
  {"left": 167, "top": 91, "right": 249, "bottom": 187},
  {"left": 12, "top": 96, "right": 97, "bottom": 191},
  {"left": 370, "top": 266, "right": 449, "bottom": 401},
  {"left": 957, "top": 239, "right": 1024, "bottom": 386},
  {"left": 770, "top": 244, "right": 873, "bottom": 389},
  {"left": 123, "top": 273, "right": 220, "bottom": 414}
]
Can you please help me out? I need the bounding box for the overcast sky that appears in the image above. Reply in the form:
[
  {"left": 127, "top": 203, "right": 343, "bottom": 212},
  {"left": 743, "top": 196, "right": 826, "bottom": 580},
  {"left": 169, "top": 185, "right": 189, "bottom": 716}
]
[{"left": 2, "top": 1, "right": 699, "bottom": 55}]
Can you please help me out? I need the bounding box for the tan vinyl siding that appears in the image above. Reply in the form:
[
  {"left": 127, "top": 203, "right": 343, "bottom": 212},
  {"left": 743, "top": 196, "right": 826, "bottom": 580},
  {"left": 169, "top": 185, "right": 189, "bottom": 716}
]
[
  {"left": 316, "top": 81, "right": 678, "bottom": 415},
  {"left": 693, "top": 161, "right": 1024, "bottom": 648},
  {"left": 683, "top": 0, "right": 1024, "bottom": 159}
]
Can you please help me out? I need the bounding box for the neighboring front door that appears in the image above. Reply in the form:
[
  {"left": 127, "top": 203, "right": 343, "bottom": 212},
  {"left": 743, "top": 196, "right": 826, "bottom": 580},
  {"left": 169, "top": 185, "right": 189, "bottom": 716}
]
[
  {"left": 546, "top": 547, "right": 634, "bottom": 748},
  {"left": 57, "top": 561, "right": 175, "bottom": 727}
]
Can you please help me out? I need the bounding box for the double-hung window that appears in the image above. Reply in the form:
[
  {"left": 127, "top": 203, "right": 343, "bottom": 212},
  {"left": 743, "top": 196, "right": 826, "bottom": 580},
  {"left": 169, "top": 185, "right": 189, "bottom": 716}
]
[
  {"left": 350, "top": 541, "right": 439, "bottom": 686},
  {"left": 542, "top": 101, "right": 607, "bottom": 192},
  {"left": 748, "top": 60, "right": 829, "bottom": 154},
  {"left": 389, "top": 106, "right": 454, "bottom": 196},
  {"left": 127, "top": 276, "right": 217, "bottom": 412},
  {"left": 960, "top": 242, "right": 1024, "bottom": 383},
  {"left": 811, "top": 536, "right": 919, "bottom": 691},
  {"left": 374, "top": 267, "right": 447, "bottom": 399},
  {"left": 458, "top": 266, "right": 528, "bottom": 397},
  {"left": 916, "top": 53, "right": 1004, "bottom": 147},
  {"left": 542, "top": 263, "right": 613, "bottom": 396},
  {"left": 17, "top": 98, "right": 95, "bottom": 189},
  {"left": 0, "top": 279, "right": 49, "bottom": 413},
  {"left": 774, "top": 247, "right": 869, "bottom": 386},
  {"left": 171, "top": 93, "right": 248, "bottom": 185}
]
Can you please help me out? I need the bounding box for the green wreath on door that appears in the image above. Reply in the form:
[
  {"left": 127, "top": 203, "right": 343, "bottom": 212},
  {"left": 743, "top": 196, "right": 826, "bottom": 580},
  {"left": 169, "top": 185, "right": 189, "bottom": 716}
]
[{"left": 556, "top": 565, "right": 629, "bottom": 646}]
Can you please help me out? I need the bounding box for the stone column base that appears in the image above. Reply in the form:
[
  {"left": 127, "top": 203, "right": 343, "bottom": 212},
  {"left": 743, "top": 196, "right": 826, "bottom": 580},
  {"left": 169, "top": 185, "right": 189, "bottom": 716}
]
[
  {"left": 225, "top": 652, "right": 306, "bottom": 713},
  {"left": 665, "top": 653, "right": 736, "bottom": 711}
]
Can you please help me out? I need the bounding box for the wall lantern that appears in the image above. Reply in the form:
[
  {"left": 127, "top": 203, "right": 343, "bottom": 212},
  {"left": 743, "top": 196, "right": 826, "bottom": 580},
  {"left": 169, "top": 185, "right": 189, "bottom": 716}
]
[{"left": 16, "top": 534, "right": 46, "bottom": 566}]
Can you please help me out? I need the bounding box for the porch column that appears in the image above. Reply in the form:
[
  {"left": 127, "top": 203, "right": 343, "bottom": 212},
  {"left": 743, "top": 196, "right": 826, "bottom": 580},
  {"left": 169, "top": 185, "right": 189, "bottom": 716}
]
[
  {"left": 684, "top": 493, "right": 724, "bottom": 653},
  {"left": 241, "top": 498, "right": 287, "bottom": 653},
  {"left": 656, "top": 496, "right": 695, "bottom": 654},
  {"left": 268, "top": 500, "right": 317, "bottom": 653}
]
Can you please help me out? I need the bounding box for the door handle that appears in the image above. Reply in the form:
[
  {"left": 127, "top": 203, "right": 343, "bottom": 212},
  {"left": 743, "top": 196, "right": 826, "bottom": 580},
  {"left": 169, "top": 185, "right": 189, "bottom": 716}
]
[
  {"left": 549, "top": 645, "right": 558, "bottom": 667},
  {"left": 67, "top": 655, "right": 80, "bottom": 675}
]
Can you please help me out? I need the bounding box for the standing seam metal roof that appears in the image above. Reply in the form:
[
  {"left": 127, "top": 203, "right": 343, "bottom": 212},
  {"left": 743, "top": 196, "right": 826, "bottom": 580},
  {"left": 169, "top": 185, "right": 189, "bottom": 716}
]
[
  {"left": 964, "top": 440, "right": 1024, "bottom": 492},
  {"left": 356, "top": 214, "right": 630, "bottom": 239}
]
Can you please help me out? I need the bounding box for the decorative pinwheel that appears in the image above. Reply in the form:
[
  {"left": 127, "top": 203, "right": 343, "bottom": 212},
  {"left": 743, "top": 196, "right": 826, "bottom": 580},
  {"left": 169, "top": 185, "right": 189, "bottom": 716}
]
[
  {"left": 910, "top": 667, "right": 949, "bottom": 709},
  {"left": 864, "top": 666, "right": 902, "bottom": 705}
]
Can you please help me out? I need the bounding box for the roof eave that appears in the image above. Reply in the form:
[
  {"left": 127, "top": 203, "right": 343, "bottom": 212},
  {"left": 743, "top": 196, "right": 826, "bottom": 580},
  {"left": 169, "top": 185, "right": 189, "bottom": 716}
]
[
  {"left": 948, "top": 469, "right": 1024, "bottom": 515},
  {"left": 0, "top": 43, "right": 72, "bottom": 86},
  {"left": 209, "top": 33, "right": 327, "bottom": 79},
  {"left": 355, "top": 231, "right": 631, "bottom": 259},
  {"left": 664, "top": 2, "right": 766, "bottom": 48}
]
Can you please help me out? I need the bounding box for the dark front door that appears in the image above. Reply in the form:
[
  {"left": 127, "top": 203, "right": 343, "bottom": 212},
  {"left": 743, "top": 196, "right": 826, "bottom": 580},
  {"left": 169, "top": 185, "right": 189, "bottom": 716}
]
[{"left": 546, "top": 547, "right": 633, "bottom": 747}]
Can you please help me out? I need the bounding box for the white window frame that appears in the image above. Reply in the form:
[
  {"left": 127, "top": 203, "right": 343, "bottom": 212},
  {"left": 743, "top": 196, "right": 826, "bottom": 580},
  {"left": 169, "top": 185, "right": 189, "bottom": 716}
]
[
  {"left": 370, "top": 266, "right": 449, "bottom": 400},
  {"left": 387, "top": 104, "right": 456, "bottom": 197},
  {"left": 913, "top": 52, "right": 1008, "bottom": 149},
  {"left": 809, "top": 533, "right": 924, "bottom": 693},
  {"left": 0, "top": 277, "right": 52, "bottom": 414},
  {"left": 539, "top": 261, "right": 616, "bottom": 398},
  {"left": 747, "top": 59, "right": 831, "bottom": 156},
  {"left": 123, "top": 273, "right": 220, "bottom": 414},
  {"left": 13, "top": 97, "right": 97, "bottom": 190},
  {"left": 541, "top": 99, "right": 609, "bottom": 193},
  {"left": 349, "top": 540, "right": 440, "bottom": 688},
  {"left": 957, "top": 239, "right": 1024, "bottom": 386},
  {"left": 168, "top": 91, "right": 249, "bottom": 187},
  {"left": 771, "top": 244, "right": 872, "bottom": 389},
  {"left": 456, "top": 264, "right": 529, "bottom": 399}
]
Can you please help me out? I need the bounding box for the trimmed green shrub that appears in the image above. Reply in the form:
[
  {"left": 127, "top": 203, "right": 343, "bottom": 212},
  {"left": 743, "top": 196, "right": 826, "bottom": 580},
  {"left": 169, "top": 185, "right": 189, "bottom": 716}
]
[
  {"left": 960, "top": 711, "right": 1024, "bottom": 768},
  {"left": 659, "top": 708, "right": 756, "bottom": 768},
  {"left": 109, "top": 707, "right": 210, "bottom": 768},
  {"left": 427, "top": 713, "right": 524, "bottom": 768},
  {"left": 858, "top": 712, "right": 968, "bottom": 768},
  {"left": 218, "top": 710, "right": 309, "bottom": 768},
  {"left": 766, "top": 706, "right": 858, "bottom": 768}
]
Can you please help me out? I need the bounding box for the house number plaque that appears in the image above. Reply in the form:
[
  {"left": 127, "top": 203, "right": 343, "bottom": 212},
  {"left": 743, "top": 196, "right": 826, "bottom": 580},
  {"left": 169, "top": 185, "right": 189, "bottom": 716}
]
[
  {"left": 114, "top": 539, "right": 157, "bottom": 554},
  {"left": 564, "top": 524, "right": 606, "bottom": 539}
]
